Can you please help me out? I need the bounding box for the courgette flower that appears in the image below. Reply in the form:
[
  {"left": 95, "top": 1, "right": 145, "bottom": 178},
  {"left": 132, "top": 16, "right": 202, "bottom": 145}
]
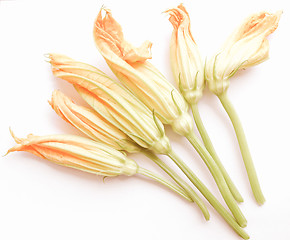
[
  {"left": 7, "top": 131, "right": 194, "bottom": 200},
  {"left": 205, "top": 11, "right": 282, "bottom": 205},
  {"left": 7, "top": 132, "right": 138, "bottom": 177},
  {"left": 166, "top": 4, "right": 204, "bottom": 105},
  {"left": 205, "top": 10, "right": 282, "bottom": 95},
  {"left": 93, "top": 7, "right": 193, "bottom": 136}
]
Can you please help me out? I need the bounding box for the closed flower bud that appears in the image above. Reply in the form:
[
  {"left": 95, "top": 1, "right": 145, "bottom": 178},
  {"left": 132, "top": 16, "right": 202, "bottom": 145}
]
[
  {"left": 93, "top": 7, "right": 194, "bottom": 136},
  {"left": 166, "top": 4, "right": 204, "bottom": 105},
  {"left": 205, "top": 10, "right": 282, "bottom": 95},
  {"left": 48, "top": 54, "right": 171, "bottom": 154},
  {"left": 49, "top": 90, "right": 140, "bottom": 153},
  {"left": 7, "top": 131, "right": 138, "bottom": 176}
]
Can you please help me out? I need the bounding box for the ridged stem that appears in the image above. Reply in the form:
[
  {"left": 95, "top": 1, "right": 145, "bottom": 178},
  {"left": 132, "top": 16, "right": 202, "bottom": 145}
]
[
  {"left": 142, "top": 150, "right": 210, "bottom": 220},
  {"left": 190, "top": 103, "right": 243, "bottom": 203},
  {"left": 137, "top": 167, "right": 191, "bottom": 201},
  {"left": 167, "top": 150, "right": 249, "bottom": 239},
  {"left": 218, "top": 92, "right": 265, "bottom": 205},
  {"left": 186, "top": 133, "right": 247, "bottom": 227}
]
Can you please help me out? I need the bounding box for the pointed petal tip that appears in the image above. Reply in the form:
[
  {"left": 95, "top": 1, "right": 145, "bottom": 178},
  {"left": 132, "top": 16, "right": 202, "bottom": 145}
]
[
  {"left": 5, "top": 128, "right": 22, "bottom": 156},
  {"left": 43, "top": 53, "right": 52, "bottom": 64},
  {"left": 100, "top": 5, "right": 110, "bottom": 13},
  {"left": 9, "top": 127, "right": 17, "bottom": 140},
  {"left": 276, "top": 10, "right": 283, "bottom": 20},
  {"left": 3, "top": 149, "right": 12, "bottom": 157},
  {"left": 44, "top": 53, "right": 53, "bottom": 60},
  {"left": 43, "top": 53, "right": 51, "bottom": 58},
  {"left": 9, "top": 128, "right": 22, "bottom": 144},
  {"left": 96, "top": 4, "right": 111, "bottom": 20},
  {"left": 47, "top": 99, "right": 53, "bottom": 108}
]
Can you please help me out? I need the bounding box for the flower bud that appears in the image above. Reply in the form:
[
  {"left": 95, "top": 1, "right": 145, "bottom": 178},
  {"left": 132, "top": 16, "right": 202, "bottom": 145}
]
[
  {"left": 166, "top": 4, "right": 204, "bottom": 105},
  {"left": 7, "top": 131, "right": 139, "bottom": 177},
  {"left": 171, "top": 111, "right": 194, "bottom": 137}
]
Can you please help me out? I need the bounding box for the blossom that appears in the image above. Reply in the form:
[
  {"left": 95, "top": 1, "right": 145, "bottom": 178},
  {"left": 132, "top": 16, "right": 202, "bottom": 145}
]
[
  {"left": 49, "top": 75, "right": 210, "bottom": 215},
  {"left": 48, "top": 54, "right": 171, "bottom": 154},
  {"left": 166, "top": 4, "right": 204, "bottom": 105},
  {"left": 49, "top": 90, "right": 140, "bottom": 153},
  {"left": 93, "top": 7, "right": 194, "bottom": 136},
  {"left": 7, "top": 131, "right": 138, "bottom": 177},
  {"left": 205, "top": 11, "right": 282, "bottom": 95}
]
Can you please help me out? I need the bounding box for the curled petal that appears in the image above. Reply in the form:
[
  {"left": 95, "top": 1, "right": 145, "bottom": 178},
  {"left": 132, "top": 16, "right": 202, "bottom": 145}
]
[
  {"left": 229, "top": 11, "right": 282, "bottom": 43},
  {"left": 95, "top": 8, "right": 152, "bottom": 63},
  {"left": 205, "top": 10, "right": 282, "bottom": 95}
]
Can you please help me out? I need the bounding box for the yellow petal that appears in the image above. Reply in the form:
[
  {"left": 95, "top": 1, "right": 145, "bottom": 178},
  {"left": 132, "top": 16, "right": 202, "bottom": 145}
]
[{"left": 205, "top": 10, "right": 282, "bottom": 95}]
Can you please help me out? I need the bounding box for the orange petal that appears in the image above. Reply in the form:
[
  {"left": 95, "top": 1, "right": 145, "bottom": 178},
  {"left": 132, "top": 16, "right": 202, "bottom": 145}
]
[
  {"left": 237, "top": 11, "right": 282, "bottom": 40},
  {"left": 165, "top": 4, "right": 195, "bottom": 43},
  {"left": 94, "top": 8, "right": 152, "bottom": 63}
]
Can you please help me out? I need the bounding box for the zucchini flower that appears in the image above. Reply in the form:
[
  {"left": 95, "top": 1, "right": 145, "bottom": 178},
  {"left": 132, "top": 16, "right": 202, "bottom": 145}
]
[
  {"left": 166, "top": 4, "right": 243, "bottom": 203},
  {"left": 7, "top": 131, "right": 192, "bottom": 201},
  {"left": 166, "top": 4, "right": 204, "bottom": 106},
  {"left": 7, "top": 132, "right": 138, "bottom": 177},
  {"left": 93, "top": 7, "right": 248, "bottom": 228},
  {"left": 93, "top": 7, "right": 193, "bottom": 137},
  {"left": 205, "top": 11, "right": 282, "bottom": 95},
  {"left": 48, "top": 53, "right": 249, "bottom": 237},
  {"left": 49, "top": 89, "right": 210, "bottom": 219},
  {"left": 205, "top": 11, "right": 282, "bottom": 205}
]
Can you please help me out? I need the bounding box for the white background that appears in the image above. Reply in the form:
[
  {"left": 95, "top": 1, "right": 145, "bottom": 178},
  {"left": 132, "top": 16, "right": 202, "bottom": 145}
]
[{"left": 1, "top": 0, "right": 290, "bottom": 239}]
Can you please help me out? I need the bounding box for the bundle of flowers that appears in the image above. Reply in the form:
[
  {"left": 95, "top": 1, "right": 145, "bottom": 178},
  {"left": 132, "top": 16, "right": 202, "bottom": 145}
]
[{"left": 6, "top": 4, "right": 282, "bottom": 239}]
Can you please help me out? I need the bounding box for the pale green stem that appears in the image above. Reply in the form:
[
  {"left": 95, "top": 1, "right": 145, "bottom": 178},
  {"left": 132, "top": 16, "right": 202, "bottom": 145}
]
[
  {"left": 190, "top": 103, "right": 244, "bottom": 203},
  {"left": 142, "top": 150, "right": 210, "bottom": 220},
  {"left": 137, "top": 167, "right": 191, "bottom": 202},
  {"left": 218, "top": 92, "right": 265, "bottom": 205},
  {"left": 167, "top": 150, "right": 249, "bottom": 239},
  {"left": 186, "top": 133, "right": 247, "bottom": 227}
]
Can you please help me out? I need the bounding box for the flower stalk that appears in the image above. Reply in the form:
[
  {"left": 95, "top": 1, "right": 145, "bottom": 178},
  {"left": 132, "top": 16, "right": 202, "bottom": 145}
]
[
  {"left": 167, "top": 150, "right": 249, "bottom": 239},
  {"left": 185, "top": 132, "right": 247, "bottom": 227},
  {"left": 218, "top": 92, "right": 265, "bottom": 205},
  {"left": 141, "top": 150, "right": 210, "bottom": 220},
  {"left": 137, "top": 167, "right": 192, "bottom": 201},
  {"left": 190, "top": 103, "right": 244, "bottom": 203}
]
